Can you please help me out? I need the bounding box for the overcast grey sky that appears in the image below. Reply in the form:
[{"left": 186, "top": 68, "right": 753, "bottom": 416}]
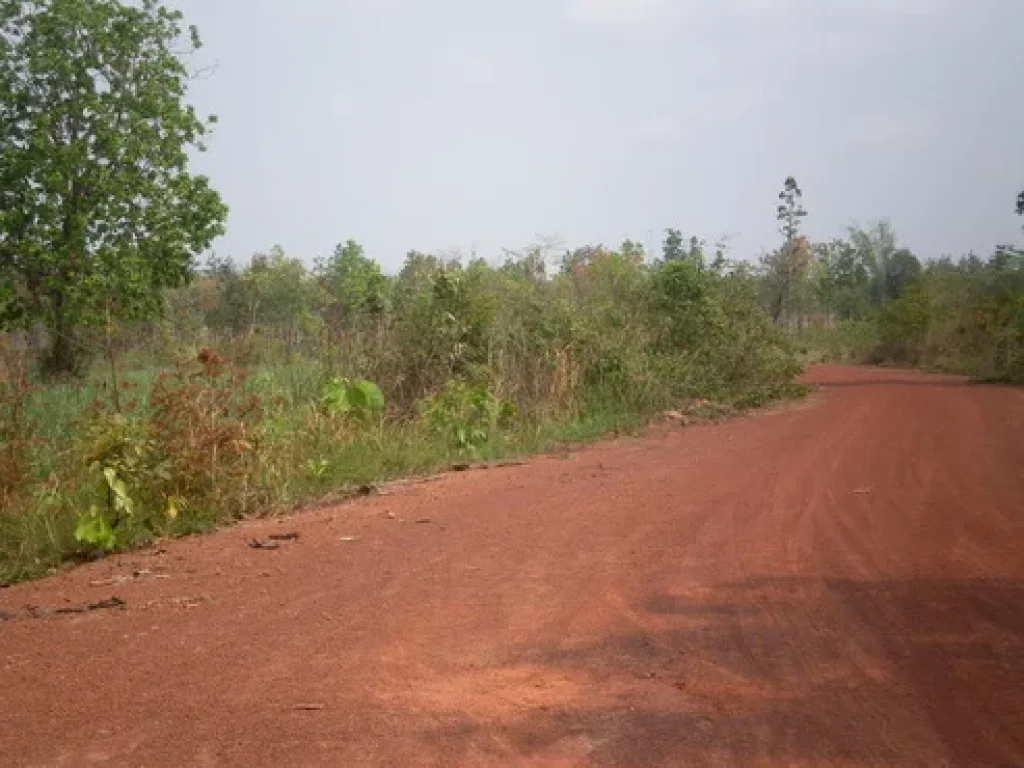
[{"left": 175, "top": 0, "right": 1024, "bottom": 271}]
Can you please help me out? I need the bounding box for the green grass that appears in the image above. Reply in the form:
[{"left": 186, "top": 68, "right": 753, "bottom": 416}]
[{"left": 0, "top": 358, "right": 803, "bottom": 586}]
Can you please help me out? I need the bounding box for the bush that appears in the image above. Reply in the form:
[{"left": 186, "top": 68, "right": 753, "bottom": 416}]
[
  {"left": 74, "top": 410, "right": 161, "bottom": 549},
  {"left": 321, "top": 377, "right": 385, "bottom": 421},
  {"left": 69, "top": 349, "right": 265, "bottom": 552},
  {"left": 0, "top": 362, "right": 35, "bottom": 507},
  {"left": 875, "top": 288, "right": 931, "bottom": 365},
  {"left": 148, "top": 350, "right": 264, "bottom": 522},
  {"left": 1, "top": 239, "right": 807, "bottom": 580},
  {"left": 419, "top": 379, "right": 516, "bottom": 456}
]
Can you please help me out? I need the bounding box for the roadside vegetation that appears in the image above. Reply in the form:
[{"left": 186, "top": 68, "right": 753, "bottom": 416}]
[
  {"left": 1, "top": 2, "right": 1020, "bottom": 582},
  {"left": 761, "top": 199, "right": 1024, "bottom": 382},
  {"left": 0, "top": 226, "right": 803, "bottom": 581}
]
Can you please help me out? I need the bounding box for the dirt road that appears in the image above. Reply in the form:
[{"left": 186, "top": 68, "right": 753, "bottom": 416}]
[{"left": 1, "top": 365, "right": 1022, "bottom": 767}]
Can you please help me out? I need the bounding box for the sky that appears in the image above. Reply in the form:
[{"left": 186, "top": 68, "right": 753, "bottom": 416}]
[{"left": 174, "top": 0, "right": 1024, "bottom": 271}]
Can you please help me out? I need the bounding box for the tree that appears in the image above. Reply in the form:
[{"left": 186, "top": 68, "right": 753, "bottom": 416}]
[
  {"left": 0, "top": 0, "right": 226, "bottom": 374},
  {"left": 316, "top": 240, "right": 388, "bottom": 331},
  {"left": 662, "top": 229, "right": 705, "bottom": 266},
  {"left": 500, "top": 246, "right": 547, "bottom": 283},
  {"left": 761, "top": 236, "right": 813, "bottom": 327},
  {"left": 241, "top": 246, "right": 322, "bottom": 343},
  {"left": 688, "top": 236, "right": 705, "bottom": 263},
  {"left": 202, "top": 255, "right": 249, "bottom": 334},
  {"left": 814, "top": 238, "right": 871, "bottom": 321},
  {"left": 662, "top": 229, "right": 685, "bottom": 262},
  {"left": 561, "top": 244, "right": 612, "bottom": 276},
  {"left": 886, "top": 248, "right": 922, "bottom": 302},
  {"left": 619, "top": 239, "right": 646, "bottom": 265},
  {"left": 763, "top": 177, "right": 810, "bottom": 327},
  {"left": 848, "top": 220, "right": 899, "bottom": 307},
  {"left": 777, "top": 176, "right": 807, "bottom": 245},
  {"left": 650, "top": 258, "right": 711, "bottom": 350}
]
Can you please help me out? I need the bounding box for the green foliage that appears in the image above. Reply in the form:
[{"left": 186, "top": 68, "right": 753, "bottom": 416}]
[
  {"left": 73, "top": 508, "right": 117, "bottom": 550},
  {"left": 241, "top": 246, "right": 325, "bottom": 344},
  {"left": 388, "top": 255, "right": 499, "bottom": 403},
  {"left": 649, "top": 258, "right": 712, "bottom": 349},
  {"left": 777, "top": 176, "right": 807, "bottom": 243},
  {"left": 801, "top": 248, "right": 1023, "bottom": 382},
  {"left": 0, "top": 0, "right": 227, "bottom": 374},
  {"left": 420, "top": 380, "right": 516, "bottom": 455},
  {"left": 759, "top": 178, "right": 813, "bottom": 327},
  {"left": 912, "top": 251, "right": 1024, "bottom": 381},
  {"left": 662, "top": 229, "right": 685, "bottom": 262},
  {"left": 814, "top": 239, "right": 872, "bottom": 321},
  {"left": 307, "top": 458, "right": 330, "bottom": 478},
  {"left": 321, "top": 377, "right": 384, "bottom": 420},
  {"left": 763, "top": 203, "right": 1023, "bottom": 383},
  {"left": 886, "top": 249, "right": 923, "bottom": 303},
  {"left": 799, "top": 320, "right": 878, "bottom": 363},
  {"left": 846, "top": 220, "right": 920, "bottom": 308},
  {"left": 317, "top": 240, "right": 390, "bottom": 330},
  {"left": 73, "top": 409, "right": 157, "bottom": 550},
  {"left": 1, "top": 228, "right": 807, "bottom": 581},
  {"left": 875, "top": 286, "right": 931, "bottom": 364}
]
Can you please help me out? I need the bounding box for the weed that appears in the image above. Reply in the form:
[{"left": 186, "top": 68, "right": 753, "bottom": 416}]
[
  {"left": 419, "top": 380, "right": 516, "bottom": 456},
  {"left": 148, "top": 349, "right": 264, "bottom": 521},
  {"left": 0, "top": 360, "right": 36, "bottom": 506}
]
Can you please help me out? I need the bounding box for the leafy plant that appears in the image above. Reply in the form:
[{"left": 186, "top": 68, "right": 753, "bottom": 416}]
[
  {"left": 74, "top": 508, "right": 117, "bottom": 550},
  {"left": 419, "top": 380, "right": 516, "bottom": 455},
  {"left": 308, "top": 458, "right": 331, "bottom": 478},
  {"left": 321, "top": 377, "right": 385, "bottom": 420},
  {"left": 74, "top": 410, "right": 158, "bottom": 550}
]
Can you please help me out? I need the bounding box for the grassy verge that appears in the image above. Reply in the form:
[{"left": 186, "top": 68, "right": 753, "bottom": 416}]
[{"left": 0, "top": 356, "right": 805, "bottom": 585}]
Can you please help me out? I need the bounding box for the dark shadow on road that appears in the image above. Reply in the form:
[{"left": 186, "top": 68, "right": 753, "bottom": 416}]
[{"left": 421, "top": 577, "right": 1024, "bottom": 765}]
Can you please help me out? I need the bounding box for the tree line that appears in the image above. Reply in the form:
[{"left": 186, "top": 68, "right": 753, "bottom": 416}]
[
  {"left": 757, "top": 178, "right": 1023, "bottom": 381},
  {"left": 2, "top": 1, "right": 1020, "bottom": 387}
]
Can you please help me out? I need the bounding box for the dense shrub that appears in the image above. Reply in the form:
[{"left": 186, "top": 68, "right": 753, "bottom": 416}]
[
  {"left": 802, "top": 250, "right": 1023, "bottom": 382},
  {"left": 1, "top": 238, "right": 804, "bottom": 581}
]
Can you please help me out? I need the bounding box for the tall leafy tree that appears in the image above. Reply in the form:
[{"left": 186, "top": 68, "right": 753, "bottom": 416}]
[
  {"left": 241, "top": 246, "right": 322, "bottom": 342},
  {"left": 0, "top": 0, "right": 227, "bottom": 374},
  {"left": 762, "top": 177, "right": 811, "bottom": 325},
  {"left": 848, "top": 220, "right": 900, "bottom": 307},
  {"left": 886, "top": 248, "right": 923, "bottom": 302},
  {"left": 316, "top": 239, "right": 389, "bottom": 331},
  {"left": 661, "top": 229, "right": 704, "bottom": 266},
  {"left": 813, "top": 238, "right": 871, "bottom": 321},
  {"left": 777, "top": 176, "right": 807, "bottom": 246},
  {"left": 619, "top": 239, "right": 646, "bottom": 265},
  {"left": 1001, "top": 190, "right": 1024, "bottom": 258},
  {"left": 662, "top": 229, "right": 685, "bottom": 262}
]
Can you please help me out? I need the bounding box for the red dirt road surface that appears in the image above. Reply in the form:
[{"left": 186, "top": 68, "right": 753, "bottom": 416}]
[{"left": 1, "top": 365, "right": 1022, "bottom": 767}]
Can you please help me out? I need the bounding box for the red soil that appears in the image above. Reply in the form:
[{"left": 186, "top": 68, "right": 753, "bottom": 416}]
[{"left": 1, "top": 365, "right": 1021, "bottom": 766}]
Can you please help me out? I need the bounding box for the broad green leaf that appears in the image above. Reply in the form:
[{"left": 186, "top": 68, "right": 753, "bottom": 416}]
[
  {"left": 349, "top": 380, "right": 384, "bottom": 414},
  {"left": 75, "top": 508, "right": 117, "bottom": 550}
]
